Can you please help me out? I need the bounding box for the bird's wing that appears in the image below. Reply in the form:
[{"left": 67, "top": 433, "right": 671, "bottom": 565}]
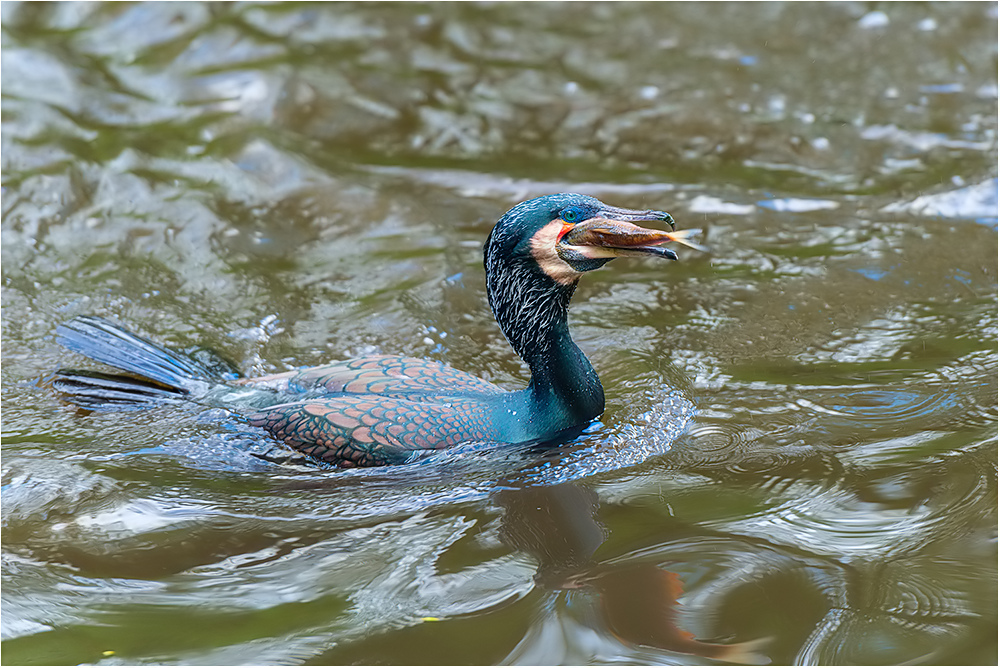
[
  {"left": 236, "top": 355, "right": 504, "bottom": 397},
  {"left": 246, "top": 394, "right": 495, "bottom": 467}
]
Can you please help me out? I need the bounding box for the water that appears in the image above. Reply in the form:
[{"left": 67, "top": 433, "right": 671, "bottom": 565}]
[{"left": 2, "top": 2, "right": 997, "bottom": 665}]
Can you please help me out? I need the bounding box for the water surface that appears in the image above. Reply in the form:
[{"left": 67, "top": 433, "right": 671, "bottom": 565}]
[{"left": 2, "top": 2, "right": 997, "bottom": 665}]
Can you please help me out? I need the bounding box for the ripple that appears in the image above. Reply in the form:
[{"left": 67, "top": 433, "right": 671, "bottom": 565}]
[
  {"left": 1, "top": 458, "right": 120, "bottom": 534},
  {"left": 724, "top": 486, "right": 936, "bottom": 560},
  {"left": 724, "top": 446, "right": 996, "bottom": 562},
  {"left": 889, "top": 574, "right": 971, "bottom": 622},
  {"left": 802, "top": 389, "right": 947, "bottom": 421},
  {"left": 756, "top": 198, "right": 839, "bottom": 213},
  {"left": 881, "top": 177, "right": 998, "bottom": 223},
  {"left": 795, "top": 386, "right": 968, "bottom": 437},
  {"left": 2, "top": 512, "right": 536, "bottom": 661},
  {"left": 657, "top": 402, "right": 849, "bottom": 485},
  {"left": 795, "top": 606, "right": 970, "bottom": 665},
  {"left": 683, "top": 423, "right": 750, "bottom": 457}
]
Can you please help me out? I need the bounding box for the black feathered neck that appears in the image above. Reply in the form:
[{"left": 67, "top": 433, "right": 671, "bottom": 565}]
[{"left": 483, "top": 205, "right": 604, "bottom": 428}]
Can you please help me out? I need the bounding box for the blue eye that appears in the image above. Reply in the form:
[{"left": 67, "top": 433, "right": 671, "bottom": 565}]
[{"left": 562, "top": 208, "right": 579, "bottom": 223}]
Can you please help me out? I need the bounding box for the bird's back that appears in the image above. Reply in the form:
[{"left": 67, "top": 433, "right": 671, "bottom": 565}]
[
  {"left": 237, "top": 355, "right": 513, "bottom": 467},
  {"left": 235, "top": 355, "right": 504, "bottom": 398}
]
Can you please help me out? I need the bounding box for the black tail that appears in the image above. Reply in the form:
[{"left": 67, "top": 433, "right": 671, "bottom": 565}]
[
  {"left": 52, "top": 316, "right": 220, "bottom": 410},
  {"left": 48, "top": 369, "right": 189, "bottom": 410}
]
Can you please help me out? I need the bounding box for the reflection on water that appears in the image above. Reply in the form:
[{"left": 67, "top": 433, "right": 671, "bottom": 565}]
[
  {"left": 496, "top": 483, "right": 770, "bottom": 665},
  {"left": 2, "top": 2, "right": 997, "bottom": 665}
]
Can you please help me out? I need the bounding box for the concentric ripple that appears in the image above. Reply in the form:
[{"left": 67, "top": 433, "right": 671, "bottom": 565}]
[
  {"left": 795, "top": 387, "right": 961, "bottom": 430},
  {"left": 678, "top": 423, "right": 751, "bottom": 462}
]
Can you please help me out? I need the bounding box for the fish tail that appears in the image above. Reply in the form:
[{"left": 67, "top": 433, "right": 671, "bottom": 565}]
[
  {"left": 713, "top": 636, "right": 773, "bottom": 665},
  {"left": 666, "top": 228, "right": 710, "bottom": 253}
]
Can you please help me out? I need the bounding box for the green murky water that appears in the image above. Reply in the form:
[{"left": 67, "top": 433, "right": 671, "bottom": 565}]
[{"left": 2, "top": 2, "right": 997, "bottom": 665}]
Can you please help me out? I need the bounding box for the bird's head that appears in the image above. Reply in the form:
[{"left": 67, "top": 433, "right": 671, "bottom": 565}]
[
  {"left": 483, "top": 194, "right": 690, "bottom": 362},
  {"left": 485, "top": 193, "right": 680, "bottom": 288}
]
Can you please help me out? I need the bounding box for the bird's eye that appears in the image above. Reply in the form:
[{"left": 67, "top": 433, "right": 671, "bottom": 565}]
[{"left": 562, "top": 208, "right": 579, "bottom": 223}]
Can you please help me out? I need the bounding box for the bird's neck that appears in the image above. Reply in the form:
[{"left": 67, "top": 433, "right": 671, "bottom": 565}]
[
  {"left": 487, "top": 263, "right": 605, "bottom": 431},
  {"left": 524, "top": 318, "right": 605, "bottom": 430}
]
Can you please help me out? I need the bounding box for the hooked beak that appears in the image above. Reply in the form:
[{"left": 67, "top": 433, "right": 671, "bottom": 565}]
[{"left": 558, "top": 208, "right": 681, "bottom": 261}]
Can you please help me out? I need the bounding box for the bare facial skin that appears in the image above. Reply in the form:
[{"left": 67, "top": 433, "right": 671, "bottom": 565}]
[{"left": 530, "top": 219, "right": 582, "bottom": 285}]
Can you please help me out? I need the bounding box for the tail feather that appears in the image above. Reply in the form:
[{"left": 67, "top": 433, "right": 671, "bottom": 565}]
[
  {"left": 48, "top": 369, "right": 186, "bottom": 410},
  {"left": 56, "top": 316, "right": 213, "bottom": 394}
]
